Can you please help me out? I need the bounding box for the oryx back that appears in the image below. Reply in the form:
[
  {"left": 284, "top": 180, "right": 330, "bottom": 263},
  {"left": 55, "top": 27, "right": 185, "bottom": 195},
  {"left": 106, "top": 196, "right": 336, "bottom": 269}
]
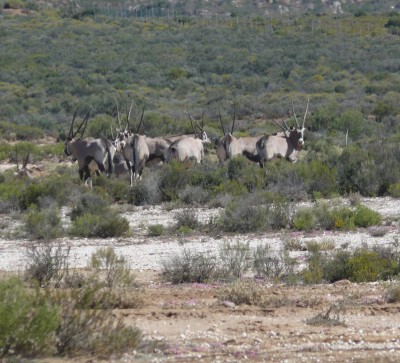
[{"left": 167, "top": 137, "right": 203, "bottom": 164}]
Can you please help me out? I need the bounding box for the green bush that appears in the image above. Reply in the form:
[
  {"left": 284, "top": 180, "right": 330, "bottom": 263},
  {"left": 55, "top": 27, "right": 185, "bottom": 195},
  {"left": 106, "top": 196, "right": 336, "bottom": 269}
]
[
  {"left": 70, "top": 212, "right": 130, "bottom": 238},
  {"left": 322, "top": 250, "right": 352, "bottom": 283},
  {"left": 388, "top": 183, "right": 400, "bottom": 198},
  {"left": 18, "top": 182, "right": 48, "bottom": 210},
  {"left": 219, "top": 201, "right": 266, "bottom": 233},
  {"left": 348, "top": 249, "right": 398, "bottom": 282},
  {"left": 69, "top": 193, "right": 109, "bottom": 221},
  {"left": 292, "top": 208, "right": 317, "bottom": 231},
  {"left": 329, "top": 207, "right": 356, "bottom": 230},
  {"left": 296, "top": 160, "right": 337, "bottom": 197},
  {"left": 159, "top": 161, "right": 189, "bottom": 202},
  {"left": 322, "top": 247, "right": 399, "bottom": 283},
  {"left": 147, "top": 224, "right": 164, "bottom": 237},
  {"left": 301, "top": 246, "right": 325, "bottom": 284},
  {"left": 0, "top": 177, "right": 24, "bottom": 211},
  {"left": 354, "top": 205, "right": 382, "bottom": 227},
  {"left": 25, "top": 205, "right": 63, "bottom": 240},
  {"left": 0, "top": 277, "right": 60, "bottom": 357}
]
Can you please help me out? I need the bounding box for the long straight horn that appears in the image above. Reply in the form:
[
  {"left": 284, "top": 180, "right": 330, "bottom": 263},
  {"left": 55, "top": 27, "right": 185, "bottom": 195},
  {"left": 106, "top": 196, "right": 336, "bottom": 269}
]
[
  {"left": 274, "top": 120, "right": 289, "bottom": 135},
  {"left": 115, "top": 98, "right": 122, "bottom": 130},
  {"left": 110, "top": 124, "right": 115, "bottom": 140},
  {"left": 201, "top": 109, "right": 205, "bottom": 131},
  {"left": 76, "top": 109, "right": 91, "bottom": 139},
  {"left": 69, "top": 110, "right": 78, "bottom": 138},
  {"left": 126, "top": 100, "right": 133, "bottom": 132},
  {"left": 137, "top": 105, "right": 145, "bottom": 133},
  {"left": 218, "top": 108, "right": 226, "bottom": 135},
  {"left": 283, "top": 119, "right": 291, "bottom": 131},
  {"left": 72, "top": 112, "right": 87, "bottom": 139},
  {"left": 230, "top": 105, "right": 236, "bottom": 134},
  {"left": 186, "top": 111, "right": 198, "bottom": 137},
  {"left": 292, "top": 100, "right": 300, "bottom": 128},
  {"left": 302, "top": 97, "right": 310, "bottom": 128}
]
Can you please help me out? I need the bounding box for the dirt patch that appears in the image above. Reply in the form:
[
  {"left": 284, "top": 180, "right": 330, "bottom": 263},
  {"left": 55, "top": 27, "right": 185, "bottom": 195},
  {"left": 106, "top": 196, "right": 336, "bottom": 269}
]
[{"left": 0, "top": 196, "right": 399, "bottom": 361}]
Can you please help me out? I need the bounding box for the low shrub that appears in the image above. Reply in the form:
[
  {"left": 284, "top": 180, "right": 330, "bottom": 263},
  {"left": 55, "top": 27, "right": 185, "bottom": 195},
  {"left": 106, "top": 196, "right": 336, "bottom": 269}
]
[
  {"left": 292, "top": 207, "right": 317, "bottom": 231},
  {"left": 18, "top": 181, "right": 48, "bottom": 210},
  {"left": 55, "top": 292, "right": 141, "bottom": 357},
  {"left": 253, "top": 244, "right": 289, "bottom": 281},
  {"left": 219, "top": 201, "right": 266, "bottom": 233},
  {"left": 388, "top": 183, "right": 400, "bottom": 198},
  {"left": 176, "top": 225, "right": 193, "bottom": 235},
  {"left": 217, "top": 241, "right": 252, "bottom": 280},
  {"left": 161, "top": 248, "right": 216, "bottom": 283},
  {"left": 177, "top": 185, "right": 211, "bottom": 205},
  {"left": 89, "top": 247, "right": 134, "bottom": 289},
  {"left": 24, "top": 205, "right": 63, "bottom": 240},
  {"left": 322, "top": 250, "right": 352, "bottom": 283},
  {"left": 292, "top": 202, "right": 381, "bottom": 231},
  {"left": 316, "top": 246, "right": 400, "bottom": 283},
  {"left": 147, "top": 224, "right": 164, "bottom": 237},
  {"left": 175, "top": 209, "right": 199, "bottom": 230},
  {"left": 348, "top": 249, "right": 398, "bottom": 282},
  {"left": 217, "top": 280, "right": 267, "bottom": 306},
  {"left": 25, "top": 243, "right": 70, "bottom": 288},
  {"left": 0, "top": 277, "right": 60, "bottom": 357},
  {"left": 301, "top": 246, "right": 325, "bottom": 284},
  {"left": 385, "top": 284, "right": 400, "bottom": 303},
  {"left": 69, "top": 193, "right": 109, "bottom": 221},
  {"left": 354, "top": 205, "right": 382, "bottom": 227},
  {"left": 70, "top": 211, "right": 130, "bottom": 238}
]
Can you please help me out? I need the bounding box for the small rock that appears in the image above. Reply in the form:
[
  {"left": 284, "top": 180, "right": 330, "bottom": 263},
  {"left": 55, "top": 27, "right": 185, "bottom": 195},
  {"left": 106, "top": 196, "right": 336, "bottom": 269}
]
[{"left": 222, "top": 300, "right": 236, "bottom": 308}]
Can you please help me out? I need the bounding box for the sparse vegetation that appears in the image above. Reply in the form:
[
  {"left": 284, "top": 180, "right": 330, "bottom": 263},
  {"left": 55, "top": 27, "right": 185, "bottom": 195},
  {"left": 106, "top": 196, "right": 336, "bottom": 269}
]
[
  {"left": 161, "top": 248, "right": 216, "bottom": 283},
  {"left": 1, "top": 2, "right": 400, "bottom": 360},
  {"left": 89, "top": 247, "right": 135, "bottom": 289}
]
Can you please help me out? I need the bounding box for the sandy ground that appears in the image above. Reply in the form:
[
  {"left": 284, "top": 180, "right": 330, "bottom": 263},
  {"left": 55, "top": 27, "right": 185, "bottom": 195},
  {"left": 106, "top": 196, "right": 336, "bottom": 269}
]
[{"left": 0, "top": 195, "right": 399, "bottom": 361}]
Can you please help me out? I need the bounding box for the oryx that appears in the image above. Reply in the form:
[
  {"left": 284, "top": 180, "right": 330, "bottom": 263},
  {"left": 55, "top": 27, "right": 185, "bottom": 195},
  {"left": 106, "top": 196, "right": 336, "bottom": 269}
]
[
  {"left": 165, "top": 111, "right": 211, "bottom": 164},
  {"left": 112, "top": 152, "right": 129, "bottom": 178},
  {"left": 114, "top": 101, "right": 150, "bottom": 185},
  {"left": 64, "top": 110, "right": 115, "bottom": 187},
  {"left": 142, "top": 110, "right": 210, "bottom": 164},
  {"left": 216, "top": 108, "right": 261, "bottom": 163},
  {"left": 166, "top": 136, "right": 205, "bottom": 164},
  {"left": 256, "top": 98, "right": 310, "bottom": 167}
]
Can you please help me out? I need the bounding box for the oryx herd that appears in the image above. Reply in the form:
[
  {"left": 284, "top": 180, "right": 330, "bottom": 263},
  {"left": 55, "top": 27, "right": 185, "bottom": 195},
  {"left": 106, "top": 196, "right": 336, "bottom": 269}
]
[{"left": 64, "top": 98, "right": 310, "bottom": 187}]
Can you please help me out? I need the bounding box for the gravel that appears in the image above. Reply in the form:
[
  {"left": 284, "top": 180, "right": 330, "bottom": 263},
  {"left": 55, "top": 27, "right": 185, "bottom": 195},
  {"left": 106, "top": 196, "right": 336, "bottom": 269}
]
[{"left": 0, "top": 197, "right": 398, "bottom": 273}]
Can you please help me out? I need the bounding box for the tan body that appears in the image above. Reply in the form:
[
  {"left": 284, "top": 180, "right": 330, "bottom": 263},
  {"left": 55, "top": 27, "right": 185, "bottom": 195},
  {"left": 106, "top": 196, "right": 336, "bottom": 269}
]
[
  {"left": 118, "top": 133, "right": 149, "bottom": 185},
  {"left": 256, "top": 130, "right": 304, "bottom": 167},
  {"left": 65, "top": 137, "right": 115, "bottom": 187},
  {"left": 167, "top": 137, "right": 204, "bottom": 164},
  {"left": 216, "top": 133, "right": 262, "bottom": 163}
]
